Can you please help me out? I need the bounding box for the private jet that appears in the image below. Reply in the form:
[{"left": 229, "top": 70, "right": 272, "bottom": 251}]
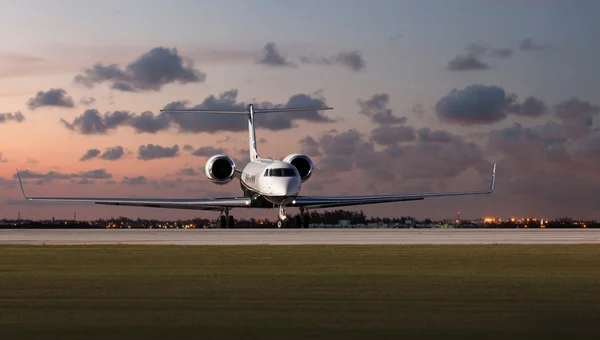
[{"left": 17, "top": 104, "right": 496, "bottom": 228}]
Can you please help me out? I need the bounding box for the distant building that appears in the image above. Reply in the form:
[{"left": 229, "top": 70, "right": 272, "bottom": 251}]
[{"left": 339, "top": 220, "right": 351, "bottom": 227}]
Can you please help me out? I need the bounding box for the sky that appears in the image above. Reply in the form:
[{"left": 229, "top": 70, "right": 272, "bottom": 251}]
[{"left": 1, "top": 0, "right": 600, "bottom": 221}]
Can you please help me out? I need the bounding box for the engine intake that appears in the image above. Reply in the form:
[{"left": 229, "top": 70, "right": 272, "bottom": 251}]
[
  {"left": 205, "top": 155, "right": 236, "bottom": 184},
  {"left": 283, "top": 153, "right": 313, "bottom": 182}
]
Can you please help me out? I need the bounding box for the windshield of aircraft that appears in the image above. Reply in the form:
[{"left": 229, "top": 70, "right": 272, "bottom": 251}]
[{"left": 264, "top": 168, "right": 297, "bottom": 177}]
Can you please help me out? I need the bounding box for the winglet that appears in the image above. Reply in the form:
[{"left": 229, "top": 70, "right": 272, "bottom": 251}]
[
  {"left": 489, "top": 163, "right": 496, "bottom": 193},
  {"left": 16, "top": 169, "right": 30, "bottom": 200}
]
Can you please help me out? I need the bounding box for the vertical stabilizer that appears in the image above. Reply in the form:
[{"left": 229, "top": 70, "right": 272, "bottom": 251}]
[{"left": 248, "top": 104, "right": 259, "bottom": 161}]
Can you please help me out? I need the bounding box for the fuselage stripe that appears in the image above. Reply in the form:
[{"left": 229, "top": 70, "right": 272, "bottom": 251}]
[{"left": 240, "top": 178, "right": 260, "bottom": 194}]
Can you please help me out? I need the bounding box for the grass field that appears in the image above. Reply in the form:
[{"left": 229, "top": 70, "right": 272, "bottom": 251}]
[{"left": 1, "top": 245, "right": 600, "bottom": 339}]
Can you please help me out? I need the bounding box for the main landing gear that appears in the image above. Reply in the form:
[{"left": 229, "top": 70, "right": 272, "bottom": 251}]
[{"left": 219, "top": 208, "right": 235, "bottom": 228}]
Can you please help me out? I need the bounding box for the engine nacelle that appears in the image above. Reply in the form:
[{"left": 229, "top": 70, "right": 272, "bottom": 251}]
[
  {"left": 205, "top": 154, "right": 236, "bottom": 185},
  {"left": 283, "top": 153, "right": 314, "bottom": 182}
]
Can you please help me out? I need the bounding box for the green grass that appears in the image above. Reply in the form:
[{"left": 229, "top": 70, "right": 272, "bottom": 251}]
[{"left": 1, "top": 245, "right": 600, "bottom": 339}]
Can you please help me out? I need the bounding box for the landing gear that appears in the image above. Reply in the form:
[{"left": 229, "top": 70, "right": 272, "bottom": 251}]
[
  {"left": 277, "top": 205, "right": 287, "bottom": 228},
  {"left": 299, "top": 207, "right": 310, "bottom": 228},
  {"left": 218, "top": 209, "right": 235, "bottom": 228}
]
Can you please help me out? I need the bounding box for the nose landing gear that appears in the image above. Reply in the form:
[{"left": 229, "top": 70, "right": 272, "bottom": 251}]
[{"left": 277, "top": 205, "right": 287, "bottom": 228}]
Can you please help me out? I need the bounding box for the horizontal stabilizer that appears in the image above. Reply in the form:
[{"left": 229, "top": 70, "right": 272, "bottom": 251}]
[
  {"left": 159, "top": 109, "right": 250, "bottom": 114},
  {"left": 160, "top": 106, "right": 333, "bottom": 114}
]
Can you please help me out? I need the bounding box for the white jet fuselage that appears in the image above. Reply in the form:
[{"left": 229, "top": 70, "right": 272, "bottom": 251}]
[{"left": 240, "top": 159, "right": 301, "bottom": 205}]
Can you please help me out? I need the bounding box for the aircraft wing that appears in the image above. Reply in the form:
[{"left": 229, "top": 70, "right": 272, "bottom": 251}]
[
  {"left": 291, "top": 164, "right": 496, "bottom": 209},
  {"left": 16, "top": 170, "right": 251, "bottom": 211}
]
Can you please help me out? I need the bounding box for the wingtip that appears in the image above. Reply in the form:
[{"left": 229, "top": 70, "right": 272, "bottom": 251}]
[
  {"left": 489, "top": 163, "right": 497, "bottom": 193},
  {"left": 16, "top": 169, "right": 28, "bottom": 200}
]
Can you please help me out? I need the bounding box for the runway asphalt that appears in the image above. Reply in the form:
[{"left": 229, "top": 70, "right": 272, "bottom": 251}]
[{"left": 1, "top": 228, "right": 600, "bottom": 245}]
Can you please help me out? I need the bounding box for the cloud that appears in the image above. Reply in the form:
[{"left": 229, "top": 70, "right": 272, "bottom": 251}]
[
  {"left": 0, "top": 111, "right": 25, "bottom": 124},
  {"left": 487, "top": 123, "right": 545, "bottom": 157},
  {"left": 417, "top": 128, "right": 457, "bottom": 143},
  {"left": 483, "top": 99, "right": 600, "bottom": 208},
  {"left": 129, "top": 111, "right": 171, "bottom": 134},
  {"left": 309, "top": 127, "right": 489, "bottom": 182},
  {"left": 447, "top": 42, "right": 513, "bottom": 72},
  {"left": 320, "top": 129, "right": 363, "bottom": 156},
  {"left": 137, "top": 144, "right": 179, "bottom": 160},
  {"left": 163, "top": 89, "right": 334, "bottom": 133},
  {"left": 300, "top": 50, "right": 366, "bottom": 72},
  {"left": 256, "top": 42, "right": 296, "bottom": 67},
  {"left": 298, "top": 136, "right": 322, "bottom": 157},
  {"left": 61, "top": 89, "right": 334, "bottom": 135},
  {"left": 572, "top": 130, "right": 600, "bottom": 159},
  {"left": 0, "top": 152, "right": 7, "bottom": 163},
  {"left": 61, "top": 109, "right": 131, "bottom": 134},
  {"left": 80, "top": 146, "right": 125, "bottom": 161},
  {"left": 464, "top": 43, "right": 513, "bottom": 59},
  {"left": 435, "top": 85, "right": 515, "bottom": 125},
  {"left": 73, "top": 47, "right": 206, "bottom": 92},
  {"left": 190, "top": 146, "right": 225, "bottom": 157},
  {"left": 436, "top": 84, "right": 551, "bottom": 125},
  {"left": 13, "top": 168, "right": 114, "bottom": 184},
  {"left": 121, "top": 176, "right": 147, "bottom": 185},
  {"left": 177, "top": 167, "right": 200, "bottom": 176},
  {"left": 73, "top": 178, "right": 95, "bottom": 185},
  {"left": 79, "top": 169, "right": 112, "bottom": 179},
  {"left": 554, "top": 97, "right": 600, "bottom": 124},
  {"left": 370, "top": 126, "right": 416, "bottom": 145},
  {"left": 100, "top": 146, "right": 125, "bottom": 160},
  {"left": 412, "top": 104, "right": 425, "bottom": 117},
  {"left": 506, "top": 96, "right": 549, "bottom": 118},
  {"left": 27, "top": 88, "right": 75, "bottom": 110},
  {"left": 519, "top": 38, "right": 547, "bottom": 51},
  {"left": 80, "top": 148, "right": 101, "bottom": 161},
  {"left": 447, "top": 54, "right": 490, "bottom": 71},
  {"left": 357, "top": 93, "right": 407, "bottom": 125},
  {"left": 79, "top": 96, "right": 96, "bottom": 106}
]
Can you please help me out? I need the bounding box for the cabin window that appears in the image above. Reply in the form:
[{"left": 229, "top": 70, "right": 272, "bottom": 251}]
[{"left": 264, "top": 169, "right": 269, "bottom": 177}]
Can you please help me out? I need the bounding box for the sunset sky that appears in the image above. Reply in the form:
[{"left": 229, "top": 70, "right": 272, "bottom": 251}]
[{"left": 1, "top": 0, "right": 599, "bottom": 221}]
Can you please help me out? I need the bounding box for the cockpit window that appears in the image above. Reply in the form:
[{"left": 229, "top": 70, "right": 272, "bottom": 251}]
[{"left": 266, "top": 168, "right": 297, "bottom": 177}]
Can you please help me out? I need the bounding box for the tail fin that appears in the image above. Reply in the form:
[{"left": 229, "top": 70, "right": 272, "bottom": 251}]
[{"left": 161, "top": 104, "right": 333, "bottom": 162}]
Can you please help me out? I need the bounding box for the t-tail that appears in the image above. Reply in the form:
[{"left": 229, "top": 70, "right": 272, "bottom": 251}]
[{"left": 161, "top": 104, "right": 333, "bottom": 162}]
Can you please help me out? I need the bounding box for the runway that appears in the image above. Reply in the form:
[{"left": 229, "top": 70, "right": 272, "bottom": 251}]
[{"left": 1, "top": 228, "right": 600, "bottom": 245}]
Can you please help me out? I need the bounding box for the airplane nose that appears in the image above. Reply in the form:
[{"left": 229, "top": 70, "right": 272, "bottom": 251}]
[{"left": 269, "top": 179, "right": 300, "bottom": 196}]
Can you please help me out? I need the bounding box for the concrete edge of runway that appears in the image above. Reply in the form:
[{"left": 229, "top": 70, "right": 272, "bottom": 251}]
[{"left": 1, "top": 228, "right": 600, "bottom": 245}]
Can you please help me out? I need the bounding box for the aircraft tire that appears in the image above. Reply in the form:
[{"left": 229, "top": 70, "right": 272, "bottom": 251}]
[{"left": 303, "top": 215, "right": 310, "bottom": 229}]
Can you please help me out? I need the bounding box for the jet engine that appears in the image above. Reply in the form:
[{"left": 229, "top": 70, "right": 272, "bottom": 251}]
[
  {"left": 205, "top": 155, "right": 236, "bottom": 185},
  {"left": 283, "top": 153, "right": 314, "bottom": 182}
]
